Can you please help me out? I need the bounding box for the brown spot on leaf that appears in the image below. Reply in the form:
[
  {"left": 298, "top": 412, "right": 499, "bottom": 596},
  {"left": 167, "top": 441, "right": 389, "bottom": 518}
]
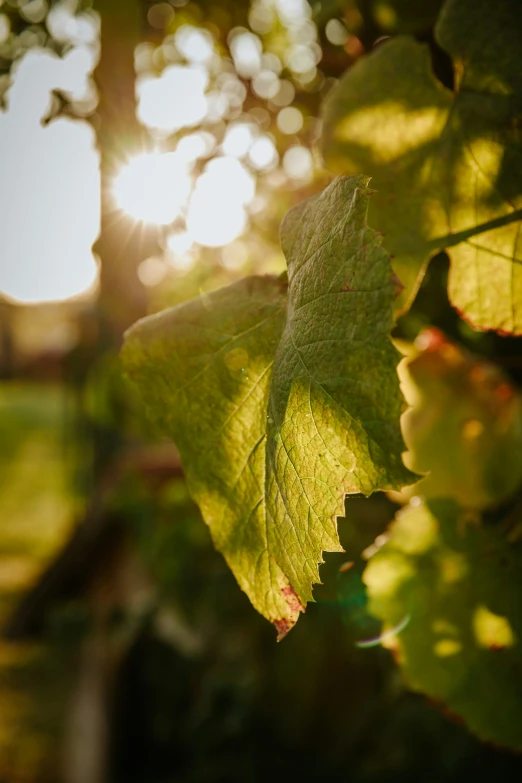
[
  {"left": 281, "top": 584, "right": 305, "bottom": 614},
  {"left": 340, "top": 281, "right": 353, "bottom": 292},
  {"left": 453, "top": 302, "right": 522, "bottom": 337},
  {"left": 274, "top": 583, "right": 305, "bottom": 640},
  {"left": 391, "top": 272, "right": 404, "bottom": 298}
]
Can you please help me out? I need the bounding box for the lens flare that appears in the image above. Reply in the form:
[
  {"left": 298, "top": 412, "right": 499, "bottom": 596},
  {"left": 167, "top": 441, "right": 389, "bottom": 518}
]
[
  {"left": 113, "top": 151, "right": 192, "bottom": 225},
  {"left": 355, "top": 613, "right": 411, "bottom": 649}
]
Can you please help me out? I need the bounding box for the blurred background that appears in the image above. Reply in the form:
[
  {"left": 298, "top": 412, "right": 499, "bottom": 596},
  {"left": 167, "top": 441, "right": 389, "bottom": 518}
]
[{"left": 1, "top": 1, "right": 522, "bottom": 781}]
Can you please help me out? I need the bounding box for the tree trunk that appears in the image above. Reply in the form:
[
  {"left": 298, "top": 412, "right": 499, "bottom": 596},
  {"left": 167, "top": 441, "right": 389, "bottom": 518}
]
[{"left": 93, "top": 0, "right": 158, "bottom": 343}]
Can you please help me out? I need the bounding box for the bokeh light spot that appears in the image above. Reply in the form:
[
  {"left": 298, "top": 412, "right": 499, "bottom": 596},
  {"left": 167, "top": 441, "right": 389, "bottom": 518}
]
[
  {"left": 229, "top": 30, "right": 262, "bottom": 78},
  {"left": 283, "top": 145, "right": 313, "bottom": 180},
  {"left": 187, "top": 157, "right": 254, "bottom": 247},
  {"left": 222, "top": 123, "right": 255, "bottom": 158},
  {"left": 137, "top": 65, "right": 208, "bottom": 133},
  {"left": 175, "top": 24, "right": 214, "bottom": 64},
  {"left": 138, "top": 256, "right": 168, "bottom": 286},
  {"left": 248, "top": 135, "right": 278, "bottom": 170},
  {"left": 325, "top": 19, "right": 349, "bottom": 46},
  {"left": 114, "top": 152, "right": 192, "bottom": 225},
  {"left": 0, "top": 14, "right": 10, "bottom": 44},
  {"left": 277, "top": 106, "right": 303, "bottom": 134}
]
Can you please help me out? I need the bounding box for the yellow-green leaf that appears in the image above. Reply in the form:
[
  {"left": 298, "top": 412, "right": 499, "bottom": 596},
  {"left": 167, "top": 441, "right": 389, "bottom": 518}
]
[
  {"left": 321, "top": 0, "right": 522, "bottom": 334},
  {"left": 364, "top": 498, "right": 522, "bottom": 750},
  {"left": 122, "top": 176, "right": 414, "bottom": 637},
  {"left": 399, "top": 329, "right": 522, "bottom": 509}
]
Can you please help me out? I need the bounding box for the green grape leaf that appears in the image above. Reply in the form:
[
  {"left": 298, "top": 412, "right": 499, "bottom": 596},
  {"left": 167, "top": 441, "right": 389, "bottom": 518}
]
[
  {"left": 364, "top": 498, "right": 522, "bottom": 750},
  {"left": 321, "top": 0, "right": 522, "bottom": 334},
  {"left": 399, "top": 328, "right": 522, "bottom": 509},
  {"left": 122, "top": 176, "right": 415, "bottom": 637}
]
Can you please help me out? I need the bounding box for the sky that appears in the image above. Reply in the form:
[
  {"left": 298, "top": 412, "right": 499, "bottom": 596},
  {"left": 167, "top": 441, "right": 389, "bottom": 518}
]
[
  {"left": 0, "top": 0, "right": 318, "bottom": 304},
  {"left": 0, "top": 46, "right": 100, "bottom": 303}
]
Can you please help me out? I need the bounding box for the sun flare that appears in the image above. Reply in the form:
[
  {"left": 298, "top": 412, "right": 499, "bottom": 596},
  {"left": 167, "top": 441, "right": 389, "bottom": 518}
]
[
  {"left": 113, "top": 148, "right": 257, "bottom": 251},
  {"left": 113, "top": 151, "right": 193, "bottom": 225}
]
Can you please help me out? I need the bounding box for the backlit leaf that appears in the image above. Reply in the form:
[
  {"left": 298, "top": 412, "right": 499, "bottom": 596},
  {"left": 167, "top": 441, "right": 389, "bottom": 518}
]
[
  {"left": 364, "top": 498, "right": 522, "bottom": 750},
  {"left": 399, "top": 328, "right": 522, "bottom": 509},
  {"left": 321, "top": 0, "right": 522, "bottom": 334},
  {"left": 122, "top": 176, "right": 414, "bottom": 636}
]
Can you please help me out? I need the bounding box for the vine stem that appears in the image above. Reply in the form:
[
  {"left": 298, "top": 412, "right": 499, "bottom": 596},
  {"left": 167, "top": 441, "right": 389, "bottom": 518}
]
[{"left": 427, "top": 208, "right": 522, "bottom": 252}]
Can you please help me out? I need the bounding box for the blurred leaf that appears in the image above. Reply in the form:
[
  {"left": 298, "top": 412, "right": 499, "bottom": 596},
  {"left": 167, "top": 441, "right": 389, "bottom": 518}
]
[
  {"left": 0, "top": 383, "right": 76, "bottom": 781},
  {"left": 367, "top": 0, "right": 443, "bottom": 33},
  {"left": 400, "top": 328, "right": 522, "bottom": 509},
  {"left": 122, "top": 176, "right": 414, "bottom": 638},
  {"left": 364, "top": 498, "right": 522, "bottom": 750},
  {"left": 321, "top": 0, "right": 522, "bottom": 333},
  {"left": 0, "top": 383, "right": 74, "bottom": 572}
]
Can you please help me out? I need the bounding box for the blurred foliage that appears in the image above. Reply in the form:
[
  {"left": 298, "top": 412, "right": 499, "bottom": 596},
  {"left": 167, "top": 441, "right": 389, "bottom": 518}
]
[
  {"left": 363, "top": 0, "right": 443, "bottom": 33},
  {"left": 0, "top": 383, "right": 76, "bottom": 607},
  {"left": 321, "top": 0, "right": 522, "bottom": 333},
  {"left": 110, "top": 478, "right": 522, "bottom": 782},
  {"left": 398, "top": 329, "right": 522, "bottom": 509},
  {"left": 0, "top": 641, "right": 71, "bottom": 783},
  {"left": 1, "top": 0, "right": 522, "bottom": 779},
  {"left": 0, "top": 382, "right": 76, "bottom": 783},
  {"left": 364, "top": 498, "right": 522, "bottom": 751},
  {"left": 312, "top": 0, "right": 443, "bottom": 35}
]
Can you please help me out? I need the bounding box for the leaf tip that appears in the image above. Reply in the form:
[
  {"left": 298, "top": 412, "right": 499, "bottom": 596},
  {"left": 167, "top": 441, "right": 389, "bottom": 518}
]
[
  {"left": 274, "top": 617, "right": 296, "bottom": 641},
  {"left": 274, "top": 583, "right": 306, "bottom": 640}
]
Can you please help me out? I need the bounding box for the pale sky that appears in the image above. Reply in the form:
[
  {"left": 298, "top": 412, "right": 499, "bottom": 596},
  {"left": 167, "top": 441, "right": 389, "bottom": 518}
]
[
  {"left": 0, "top": 47, "right": 100, "bottom": 303},
  {"left": 0, "top": 0, "right": 316, "bottom": 304}
]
